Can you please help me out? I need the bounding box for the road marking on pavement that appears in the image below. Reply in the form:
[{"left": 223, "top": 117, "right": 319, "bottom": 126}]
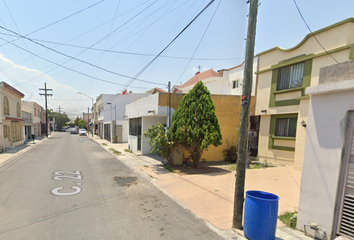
[
  {"left": 51, "top": 171, "right": 83, "bottom": 196},
  {"left": 51, "top": 186, "right": 82, "bottom": 196}
]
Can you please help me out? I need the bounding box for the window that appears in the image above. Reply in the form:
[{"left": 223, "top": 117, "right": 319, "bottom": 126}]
[
  {"left": 232, "top": 80, "right": 239, "bottom": 89},
  {"left": 3, "top": 125, "right": 9, "bottom": 138},
  {"left": 277, "top": 62, "right": 304, "bottom": 91},
  {"left": 129, "top": 118, "right": 141, "bottom": 136},
  {"left": 275, "top": 117, "right": 297, "bottom": 137},
  {"left": 17, "top": 102, "right": 21, "bottom": 117},
  {"left": 34, "top": 107, "right": 36, "bottom": 116},
  {"left": 3, "top": 96, "right": 9, "bottom": 115}
]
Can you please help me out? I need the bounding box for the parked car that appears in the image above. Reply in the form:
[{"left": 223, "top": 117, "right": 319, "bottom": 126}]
[
  {"left": 61, "top": 127, "right": 67, "bottom": 132},
  {"left": 70, "top": 128, "right": 79, "bottom": 134},
  {"left": 79, "top": 129, "right": 87, "bottom": 136}
]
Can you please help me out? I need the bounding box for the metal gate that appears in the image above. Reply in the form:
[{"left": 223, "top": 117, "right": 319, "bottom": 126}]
[
  {"left": 104, "top": 124, "right": 111, "bottom": 142},
  {"left": 335, "top": 111, "right": 354, "bottom": 238}
]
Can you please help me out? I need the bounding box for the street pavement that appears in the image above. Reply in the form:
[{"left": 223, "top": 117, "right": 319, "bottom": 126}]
[{"left": 0, "top": 132, "right": 226, "bottom": 240}]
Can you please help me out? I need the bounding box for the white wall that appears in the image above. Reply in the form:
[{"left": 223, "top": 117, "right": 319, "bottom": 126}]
[
  {"left": 126, "top": 93, "right": 159, "bottom": 119},
  {"left": 141, "top": 116, "right": 167, "bottom": 155},
  {"left": 116, "top": 120, "right": 128, "bottom": 142},
  {"left": 128, "top": 135, "right": 138, "bottom": 153},
  {"left": 297, "top": 84, "right": 354, "bottom": 238}
]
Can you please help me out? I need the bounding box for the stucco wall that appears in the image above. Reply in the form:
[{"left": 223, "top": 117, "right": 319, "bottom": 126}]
[
  {"left": 141, "top": 116, "right": 166, "bottom": 155},
  {"left": 297, "top": 88, "right": 354, "bottom": 238},
  {"left": 255, "top": 19, "right": 354, "bottom": 167}
]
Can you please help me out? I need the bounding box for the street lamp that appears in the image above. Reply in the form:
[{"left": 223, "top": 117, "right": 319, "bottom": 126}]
[{"left": 78, "top": 92, "right": 94, "bottom": 137}]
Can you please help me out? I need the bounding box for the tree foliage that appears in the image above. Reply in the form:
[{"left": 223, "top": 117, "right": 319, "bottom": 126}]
[
  {"left": 53, "top": 112, "right": 70, "bottom": 130},
  {"left": 78, "top": 120, "right": 87, "bottom": 129},
  {"left": 169, "top": 81, "right": 222, "bottom": 168},
  {"left": 74, "top": 117, "right": 80, "bottom": 127},
  {"left": 144, "top": 123, "right": 174, "bottom": 165}
]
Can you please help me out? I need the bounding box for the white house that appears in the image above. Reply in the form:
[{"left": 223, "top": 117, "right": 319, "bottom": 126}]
[
  {"left": 176, "top": 57, "right": 258, "bottom": 96},
  {"left": 94, "top": 93, "right": 150, "bottom": 142},
  {"left": 22, "top": 101, "right": 42, "bottom": 138},
  {"left": 297, "top": 60, "right": 354, "bottom": 239}
]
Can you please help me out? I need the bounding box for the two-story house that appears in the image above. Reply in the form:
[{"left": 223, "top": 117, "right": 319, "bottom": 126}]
[
  {"left": 22, "top": 101, "right": 43, "bottom": 138},
  {"left": 94, "top": 93, "right": 150, "bottom": 142},
  {"left": 255, "top": 18, "right": 354, "bottom": 170},
  {"left": 1, "top": 81, "right": 25, "bottom": 150}
]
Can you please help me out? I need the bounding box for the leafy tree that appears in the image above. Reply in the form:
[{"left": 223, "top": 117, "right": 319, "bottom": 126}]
[
  {"left": 53, "top": 112, "right": 70, "bottom": 130},
  {"left": 78, "top": 119, "right": 87, "bottom": 129},
  {"left": 169, "top": 81, "right": 222, "bottom": 168},
  {"left": 74, "top": 117, "right": 80, "bottom": 127},
  {"left": 144, "top": 123, "right": 174, "bottom": 165}
]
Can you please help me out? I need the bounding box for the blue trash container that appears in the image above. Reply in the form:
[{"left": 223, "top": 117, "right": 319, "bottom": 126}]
[{"left": 243, "top": 190, "right": 280, "bottom": 240}]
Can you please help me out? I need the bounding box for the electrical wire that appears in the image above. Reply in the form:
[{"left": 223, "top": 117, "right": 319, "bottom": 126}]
[
  {"left": 0, "top": 0, "right": 105, "bottom": 48},
  {"left": 0, "top": 36, "right": 152, "bottom": 89},
  {"left": 174, "top": 0, "right": 222, "bottom": 87},
  {"left": 0, "top": 32, "right": 241, "bottom": 61},
  {"left": 102, "top": 0, "right": 216, "bottom": 106},
  {"left": 292, "top": 0, "right": 339, "bottom": 64},
  {"left": 0, "top": 25, "right": 167, "bottom": 86}
]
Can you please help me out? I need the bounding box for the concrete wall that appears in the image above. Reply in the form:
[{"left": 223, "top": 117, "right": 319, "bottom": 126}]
[
  {"left": 297, "top": 86, "right": 354, "bottom": 238},
  {"left": 128, "top": 135, "right": 138, "bottom": 153},
  {"left": 116, "top": 120, "right": 128, "bottom": 142},
  {"left": 141, "top": 116, "right": 166, "bottom": 155}
]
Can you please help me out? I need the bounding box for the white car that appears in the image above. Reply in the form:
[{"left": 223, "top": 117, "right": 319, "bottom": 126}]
[{"left": 79, "top": 129, "right": 87, "bottom": 136}]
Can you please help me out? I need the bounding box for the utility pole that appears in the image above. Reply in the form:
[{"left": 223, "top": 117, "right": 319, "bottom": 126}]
[
  {"left": 233, "top": 0, "right": 258, "bottom": 229},
  {"left": 168, "top": 81, "right": 171, "bottom": 128},
  {"left": 87, "top": 107, "right": 89, "bottom": 132},
  {"left": 58, "top": 105, "right": 61, "bottom": 114},
  {"left": 39, "top": 83, "right": 53, "bottom": 138}
]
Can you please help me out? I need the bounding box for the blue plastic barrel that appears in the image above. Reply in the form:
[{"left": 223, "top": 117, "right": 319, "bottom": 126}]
[{"left": 243, "top": 190, "right": 280, "bottom": 240}]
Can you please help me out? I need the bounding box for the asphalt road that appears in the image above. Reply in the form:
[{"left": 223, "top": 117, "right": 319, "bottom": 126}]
[{"left": 0, "top": 132, "right": 223, "bottom": 240}]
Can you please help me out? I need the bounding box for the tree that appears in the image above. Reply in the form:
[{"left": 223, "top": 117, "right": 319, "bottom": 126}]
[
  {"left": 169, "top": 81, "right": 222, "bottom": 168},
  {"left": 78, "top": 120, "right": 87, "bottom": 129},
  {"left": 144, "top": 123, "right": 174, "bottom": 165},
  {"left": 74, "top": 117, "right": 80, "bottom": 127},
  {"left": 53, "top": 112, "right": 70, "bottom": 130}
]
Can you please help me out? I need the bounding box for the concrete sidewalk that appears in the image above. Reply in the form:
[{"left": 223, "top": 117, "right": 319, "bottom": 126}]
[
  {"left": 89, "top": 135, "right": 312, "bottom": 240},
  {"left": 0, "top": 134, "right": 51, "bottom": 166}
]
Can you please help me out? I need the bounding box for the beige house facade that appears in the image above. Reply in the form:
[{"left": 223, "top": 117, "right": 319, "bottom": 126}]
[
  {"left": 0, "top": 82, "right": 25, "bottom": 151},
  {"left": 255, "top": 18, "right": 354, "bottom": 170},
  {"left": 22, "top": 101, "right": 42, "bottom": 138}
]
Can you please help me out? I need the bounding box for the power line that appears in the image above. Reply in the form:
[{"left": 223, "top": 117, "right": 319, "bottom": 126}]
[
  {"left": 0, "top": 35, "right": 156, "bottom": 89},
  {"left": 0, "top": 32, "right": 240, "bottom": 61},
  {"left": 0, "top": 0, "right": 105, "bottom": 48},
  {"left": 174, "top": 0, "right": 222, "bottom": 86},
  {"left": 292, "top": 0, "right": 339, "bottom": 64},
  {"left": 102, "top": 0, "right": 216, "bottom": 106},
  {"left": 0, "top": 25, "right": 167, "bottom": 86}
]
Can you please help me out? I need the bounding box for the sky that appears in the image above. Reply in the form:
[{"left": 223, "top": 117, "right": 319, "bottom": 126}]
[{"left": 0, "top": 0, "right": 353, "bottom": 119}]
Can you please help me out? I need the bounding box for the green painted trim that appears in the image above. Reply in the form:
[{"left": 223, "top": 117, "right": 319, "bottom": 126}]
[
  {"left": 268, "top": 114, "right": 298, "bottom": 151},
  {"left": 349, "top": 44, "right": 354, "bottom": 59},
  {"left": 269, "top": 60, "right": 312, "bottom": 108},
  {"left": 272, "top": 146, "right": 295, "bottom": 152},
  {"left": 272, "top": 54, "right": 314, "bottom": 69},
  {"left": 271, "top": 136, "right": 296, "bottom": 141},
  {"left": 274, "top": 99, "right": 300, "bottom": 107},
  {"left": 257, "top": 18, "right": 354, "bottom": 56},
  {"left": 274, "top": 87, "right": 303, "bottom": 95},
  {"left": 269, "top": 69, "right": 278, "bottom": 107},
  {"left": 256, "top": 44, "right": 352, "bottom": 74},
  {"left": 295, "top": 95, "right": 310, "bottom": 100}
]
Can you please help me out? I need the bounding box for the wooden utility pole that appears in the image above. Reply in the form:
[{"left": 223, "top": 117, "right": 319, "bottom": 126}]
[
  {"left": 233, "top": 0, "right": 258, "bottom": 229},
  {"left": 39, "top": 83, "right": 53, "bottom": 138}
]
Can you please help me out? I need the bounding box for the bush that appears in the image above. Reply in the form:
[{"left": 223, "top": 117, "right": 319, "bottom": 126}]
[
  {"left": 223, "top": 138, "right": 237, "bottom": 163},
  {"left": 144, "top": 123, "right": 174, "bottom": 166}
]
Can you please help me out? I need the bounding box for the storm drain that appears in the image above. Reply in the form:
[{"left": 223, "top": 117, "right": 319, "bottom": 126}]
[{"left": 114, "top": 176, "right": 137, "bottom": 187}]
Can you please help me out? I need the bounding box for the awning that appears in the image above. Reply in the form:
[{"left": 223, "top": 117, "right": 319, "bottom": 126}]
[{"left": 89, "top": 122, "right": 93, "bottom": 126}]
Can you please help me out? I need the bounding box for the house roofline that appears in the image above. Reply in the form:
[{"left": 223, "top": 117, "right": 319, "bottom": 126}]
[{"left": 257, "top": 18, "right": 354, "bottom": 56}]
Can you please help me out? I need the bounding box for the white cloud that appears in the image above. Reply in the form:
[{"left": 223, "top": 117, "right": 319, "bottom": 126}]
[{"left": 0, "top": 53, "right": 86, "bottom": 119}]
